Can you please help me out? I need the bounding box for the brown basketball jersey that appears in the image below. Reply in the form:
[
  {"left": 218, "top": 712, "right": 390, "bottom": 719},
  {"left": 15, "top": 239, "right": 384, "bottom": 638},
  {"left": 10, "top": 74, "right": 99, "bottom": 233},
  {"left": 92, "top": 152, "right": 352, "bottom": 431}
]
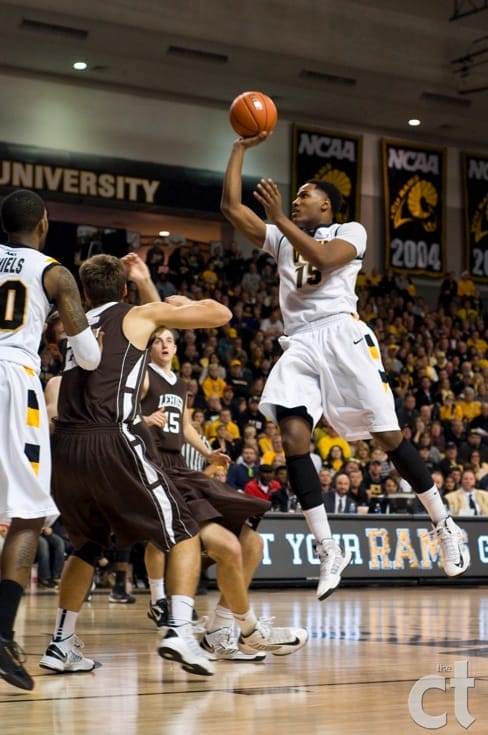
[
  {"left": 142, "top": 365, "right": 188, "bottom": 453},
  {"left": 58, "top": 302, "right": 147, "bottom": 424}
]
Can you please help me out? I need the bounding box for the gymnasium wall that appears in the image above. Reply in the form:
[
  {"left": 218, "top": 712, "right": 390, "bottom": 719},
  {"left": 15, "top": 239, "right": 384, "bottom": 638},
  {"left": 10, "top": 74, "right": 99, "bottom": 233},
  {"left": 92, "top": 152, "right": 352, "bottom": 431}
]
[{"left": 0, "top": 71, "right": 485, "bottom": 286}]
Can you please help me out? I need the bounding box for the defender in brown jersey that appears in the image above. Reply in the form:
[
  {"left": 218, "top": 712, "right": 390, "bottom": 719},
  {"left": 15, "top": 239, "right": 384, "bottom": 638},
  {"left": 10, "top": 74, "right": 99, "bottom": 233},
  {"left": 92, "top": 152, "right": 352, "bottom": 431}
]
[
  {"left": 40, "top": 253, "right": 231, "bottom": 678},
  {"left": 141, "top": 328, "right": 308, "bottom": 660}
]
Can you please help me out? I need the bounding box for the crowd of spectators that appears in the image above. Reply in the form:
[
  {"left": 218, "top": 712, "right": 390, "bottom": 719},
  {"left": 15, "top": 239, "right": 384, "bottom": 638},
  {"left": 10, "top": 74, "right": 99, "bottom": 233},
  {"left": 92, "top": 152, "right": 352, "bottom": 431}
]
[{"left": 38, "top": 240, "right": 488, "bottom": 520}]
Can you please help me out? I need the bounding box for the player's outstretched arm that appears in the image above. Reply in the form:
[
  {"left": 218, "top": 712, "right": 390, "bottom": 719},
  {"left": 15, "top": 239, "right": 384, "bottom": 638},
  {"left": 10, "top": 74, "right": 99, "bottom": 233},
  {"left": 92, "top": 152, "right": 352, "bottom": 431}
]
[
  {"left": 124, "top": 299, "right": 232, "bottom": 351},
  {"left": 221, "top": 135, "right": 268, "bottom": 248}
]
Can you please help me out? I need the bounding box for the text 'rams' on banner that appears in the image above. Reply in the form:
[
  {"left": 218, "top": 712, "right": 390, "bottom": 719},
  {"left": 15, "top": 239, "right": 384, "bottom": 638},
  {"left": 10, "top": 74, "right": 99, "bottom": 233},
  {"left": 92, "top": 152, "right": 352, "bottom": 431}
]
[
  {"left": 291, "top": 125, "right": 362, "bottom": 223},
  {"left": 462, "top": 152, "right": 488, "bottom": 283},
  {"left": 382, "top": 139, "right": 446, "bottom": 278}
]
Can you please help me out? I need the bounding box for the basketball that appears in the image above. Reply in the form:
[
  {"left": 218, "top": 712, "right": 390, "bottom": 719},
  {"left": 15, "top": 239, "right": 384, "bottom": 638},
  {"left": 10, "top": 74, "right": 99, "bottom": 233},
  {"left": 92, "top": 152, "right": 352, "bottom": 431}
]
[{"left": 229, "top": 91, "right": 278, "bottom": 137}]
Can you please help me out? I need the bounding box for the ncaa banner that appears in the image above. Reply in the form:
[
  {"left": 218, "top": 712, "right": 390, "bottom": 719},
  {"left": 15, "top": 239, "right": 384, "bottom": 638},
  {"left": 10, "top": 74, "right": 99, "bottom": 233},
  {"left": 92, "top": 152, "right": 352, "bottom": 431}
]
[
  {"left": 462, "top": 153, "right": 488, "bottom": 282},
  {"left": 382, "top": 139, "right": 446, "bottom": 277},
  {"left": 291, "top": 125, "right": 362, "bottom": 223}
]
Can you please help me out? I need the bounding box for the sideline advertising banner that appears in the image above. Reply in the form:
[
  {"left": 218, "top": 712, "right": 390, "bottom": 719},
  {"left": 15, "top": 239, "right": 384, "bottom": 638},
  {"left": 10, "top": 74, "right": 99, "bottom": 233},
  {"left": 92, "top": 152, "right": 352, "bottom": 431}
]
[
  {"left": 382, "top": 139, "right": 446, "bottom": 277},
  {"left": 291, "top": 125, "right": 362, "bottom": 223},
  {"left": 462, "top": 152, "right": 488, "bottom": 282},
  {"left": 206, "top": 514, "right": 487, "bottom": 583}
]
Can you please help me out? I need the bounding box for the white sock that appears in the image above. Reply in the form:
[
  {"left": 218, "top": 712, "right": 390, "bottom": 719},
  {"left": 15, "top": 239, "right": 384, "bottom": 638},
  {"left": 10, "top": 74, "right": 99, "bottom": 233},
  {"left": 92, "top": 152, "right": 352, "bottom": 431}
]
[
  {"left": 207, "top": 604, "right": 235, "bottom": 633},
  {"left": 303, "top": 504, "right": 332, "bottom": 542},
  {"left": 170, "top": 595, "right": 194, "bottom": 627},
  {"left": 232, "top": 608, "right": 258, "bottom": 637},
  {"left": 148, "top": 577, "right": 166, "bottom": 605},
  {"left": 53, "top": 608, "right": 78, "bottom": 642},
  {"left": 417, "top": 485, "right": 449, "bottom": 523}
]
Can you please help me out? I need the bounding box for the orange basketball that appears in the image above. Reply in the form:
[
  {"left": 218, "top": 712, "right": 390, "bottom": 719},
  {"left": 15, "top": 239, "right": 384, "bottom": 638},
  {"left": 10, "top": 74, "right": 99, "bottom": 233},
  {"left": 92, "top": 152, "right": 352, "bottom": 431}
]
[{"left": 229, "top": 91, "right": 278, "bottom": 137}]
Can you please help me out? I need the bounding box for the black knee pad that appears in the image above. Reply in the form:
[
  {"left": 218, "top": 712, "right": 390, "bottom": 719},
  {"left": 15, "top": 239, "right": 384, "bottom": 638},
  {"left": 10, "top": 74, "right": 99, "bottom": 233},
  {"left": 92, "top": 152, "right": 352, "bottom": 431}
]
[
  {"left": 388, "top": 438, "right": 433, "bottom": 493},
  {"left": 286, "top": 453, "right": 323, "bottom": 510},
  {"left": 73, "top": 542, "right": 103, "bottom": 567}
]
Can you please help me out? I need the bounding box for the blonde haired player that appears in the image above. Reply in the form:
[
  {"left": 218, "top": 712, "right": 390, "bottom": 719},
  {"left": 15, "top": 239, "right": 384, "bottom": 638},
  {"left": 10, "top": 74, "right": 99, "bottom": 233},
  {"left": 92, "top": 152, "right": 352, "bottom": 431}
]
[{"left": 221, "top": 133, "right": 470, "bottom": 600}]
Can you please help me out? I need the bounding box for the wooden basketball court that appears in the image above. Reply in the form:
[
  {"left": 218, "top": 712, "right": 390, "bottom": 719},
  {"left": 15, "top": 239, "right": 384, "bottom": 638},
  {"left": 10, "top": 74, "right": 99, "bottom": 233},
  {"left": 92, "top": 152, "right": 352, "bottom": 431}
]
[{"left": 2, "top": 584, "right": 487, "bottom": 734}]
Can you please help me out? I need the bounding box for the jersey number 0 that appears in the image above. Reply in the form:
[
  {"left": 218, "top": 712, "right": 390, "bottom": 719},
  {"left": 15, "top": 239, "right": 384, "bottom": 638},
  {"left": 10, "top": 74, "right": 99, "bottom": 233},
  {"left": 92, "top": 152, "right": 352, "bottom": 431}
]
[{"left": 0, "top": 280, "right": 27, "bottom": 331}]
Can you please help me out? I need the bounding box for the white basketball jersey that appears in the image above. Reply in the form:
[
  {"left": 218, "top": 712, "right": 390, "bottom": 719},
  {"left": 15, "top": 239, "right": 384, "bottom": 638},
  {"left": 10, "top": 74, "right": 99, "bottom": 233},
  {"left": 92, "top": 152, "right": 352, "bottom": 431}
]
[
  {"left": 262, "top": 221, "right": 367, "bottom": 336},
  {"left": 0, "top": 242, "right": 59, "bottom": 372}
]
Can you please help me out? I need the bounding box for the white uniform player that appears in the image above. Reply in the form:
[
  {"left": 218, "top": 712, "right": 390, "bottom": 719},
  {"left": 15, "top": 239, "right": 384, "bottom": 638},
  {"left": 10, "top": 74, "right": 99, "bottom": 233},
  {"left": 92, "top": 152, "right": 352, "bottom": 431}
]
[
  {"left": 221, "top": 132, "right": 471, "bottom": 604},
  {"left": 259, "top": 221, "right": 400, "bottom": 440},
  {"left": 0, "top": 188, "right": 100, "bottom": 693},
  {"left": 0, "top": 243, "right": 60, "bottom": 519}
]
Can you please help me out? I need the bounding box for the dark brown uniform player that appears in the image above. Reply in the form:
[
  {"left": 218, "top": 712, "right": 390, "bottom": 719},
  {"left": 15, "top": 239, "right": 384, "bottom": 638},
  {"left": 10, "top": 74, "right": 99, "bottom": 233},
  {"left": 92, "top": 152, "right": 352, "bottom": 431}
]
[
  {"left": 39, "top": 254, "right": 231, "bottom": 677},
  {"left": 141, "top": 328, "right": 308, "bottom": 659}
]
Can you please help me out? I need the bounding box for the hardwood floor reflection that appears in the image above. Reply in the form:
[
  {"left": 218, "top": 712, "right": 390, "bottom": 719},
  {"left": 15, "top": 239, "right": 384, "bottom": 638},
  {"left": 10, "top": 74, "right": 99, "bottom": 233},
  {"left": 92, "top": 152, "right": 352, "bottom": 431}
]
[{"left": 2, "top": 584, "right": 488, "bottom": 734}]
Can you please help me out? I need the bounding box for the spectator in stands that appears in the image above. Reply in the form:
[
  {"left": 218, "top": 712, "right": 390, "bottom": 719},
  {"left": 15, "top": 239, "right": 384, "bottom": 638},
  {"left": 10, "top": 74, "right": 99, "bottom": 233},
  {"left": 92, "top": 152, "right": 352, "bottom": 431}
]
[
  {"left": 347, "top": 467, "right": 369, "bottom": 507},
  {"left": 270, "top": 466, "right": 298, "bottom": 511},
  {"left": 444, "top": 418, "right": 467, "bottom": 447},
  {"left": 318, "top": 469, "right": 333, "bottom": 500},
  {"left": 457, "top": 386, "right": 482, "bottom": 425},
  {"left": 219, "top": 384, "right": 240, "bottom": 421},
  {"left": 363, "top": 460, "right": 384, "bottom": 500},
  {"left": 458, "top": 429, "right": 488, "bottom": 464},
  {"left": 353, "top": 441, "right": 372, "bottom": 474},
  {"left": 260, "top": 434, "right": 285, "bottom": 467},
  {"left": 233, "top": 423, "right": 259, "bottom": 456},
  {"left": 438, "top": 391, "right": 463, "bottom": 424},
  {"left": 469, "top": 402, "right": 488, "bottom": 435},
  {"left": 241, "top": 262, "right": 261, "bottom": 294},
  {"left": 36, "top": 517, "right": 66, "bottom": 589},
  {"left": 438, "top": 442, "right": 462, "bottom": 478},
  {"left": 205, "top": 407, "right": 241, "bottom": 443},
  {"left": 237, "top": 395, "right": 267, "bottom": 435},
  {"left": 444, "top": 468, "right": 488, "bottom": 516},
  {"left": 201, "top": 364, "right": 227, "bottom": 401},
  {"left": 369, "top": 446, "right": 394, "bottom": 479},
  {"left": 244, "top": 464, "right": 280, "bottom": 502},
  {"left": 414, "top": 376, "right": 435, "bottom": 411},
  {"left": 442, "top": 473, "right": 459, "bottom": 496},
  {"left": 457, "top": 271, "right": 476, "bottom": 299},
  {"left": 417, "top": 445, "right": 440, "bottom": 474},
  {"left": 323, "top": 445, "right": 348, "bottom": 475},
  {"left": 226, "top": 446, "right": 260, "bottom": 492},
  {"left": 210, "top": 422, "right": 239, "bottom": 462},
  {"left": 226, "top": 359, "right": 252, "bottom": 400},
  {"left": 145, "top": 238, "right": 165, "bottom": 282},
  {"left": 258, "top": 420, "right": 278, "bottom": 455},
  {"left": 259, "top": 307, "right": 284, "bottom": 340},
  {"left": 323, "top": 473, "right": 356, "bottom": 514},
  {"left": 437, "top": 271, "right": 458, "bottom": 312},
  {"left": 396, "top": 393, "right": 419, "bottom": 429},
  {"left": 467, "top": 449, "right": 488, "bottom": 486},
  {"left": 315, "top": 424, "right": 351, "bottom": 464}
]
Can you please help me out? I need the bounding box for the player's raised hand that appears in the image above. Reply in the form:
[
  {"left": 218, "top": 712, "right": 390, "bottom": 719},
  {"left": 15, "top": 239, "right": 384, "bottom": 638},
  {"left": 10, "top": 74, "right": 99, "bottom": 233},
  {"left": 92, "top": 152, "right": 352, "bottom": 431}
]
[
  {"left": 254, "top": 177, "right": 285, "bottom": 223},
  {"left": 121, "top": 252, "right": 151, "bottom": 283}
]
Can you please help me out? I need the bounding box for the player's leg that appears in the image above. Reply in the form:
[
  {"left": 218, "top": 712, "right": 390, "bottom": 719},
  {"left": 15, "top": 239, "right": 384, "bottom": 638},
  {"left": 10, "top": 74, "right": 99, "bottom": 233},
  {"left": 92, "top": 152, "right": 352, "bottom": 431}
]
[
  {"left": 201, "top": 522, "right": 307, "bottom": 658},
  {"left": 278, "top": 409, "right": 351, "bottom": 600},
  {"left": 374, "top": 428, "right": 470, "bottom": 576},
  {"left": 0, "top": 517, "right": 43, "bottom": 690},
  {"left": 158, "top": 535, "right": 215, "bottom": 676},
  {"left": 40, "top": 545, "right": 99, "bottom": 674},
  {"left": 0, "top": 366, "right": 56, "bottom": 690},
  {"left": 144, "top": 542, "right": 168, "bottom": 631},
  {"left": 108, "top": 546, "right": 135, "bottom": 604}
]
